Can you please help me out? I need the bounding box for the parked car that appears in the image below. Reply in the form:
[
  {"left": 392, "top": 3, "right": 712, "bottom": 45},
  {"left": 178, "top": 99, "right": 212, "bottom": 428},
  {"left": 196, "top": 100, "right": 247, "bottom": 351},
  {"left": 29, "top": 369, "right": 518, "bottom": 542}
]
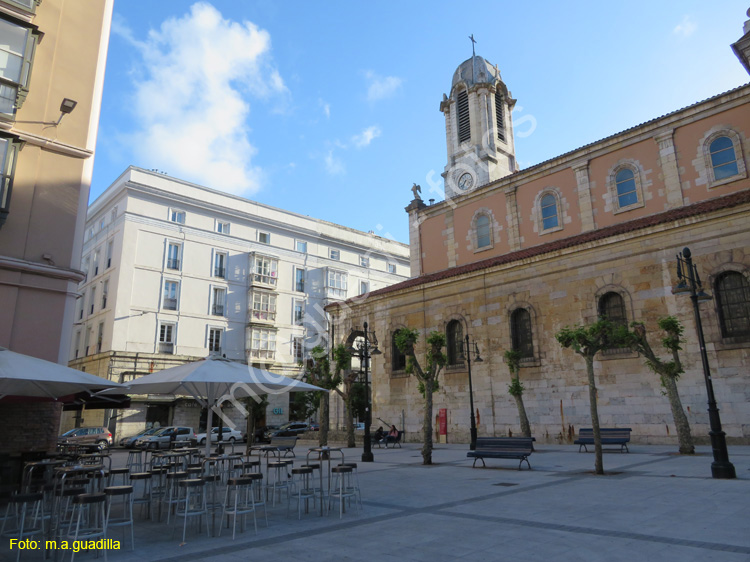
[
  {"left": 252, "top": 424, "right": 280, "bottom": 443},
  {"left": 135, "top": 426, "right": 195, "bottom": 449},
  {"left": 309, "top": 422, "right": 320, "bottom": 431},
  {"left": 354, "top": 422, "right": 365, "bottom": 431},
  {"left": 264, "top": 421, "right": 309, "bottom": 440},
  {"left": 58, "top": 427, "right": 112, "bottom": 449},
  {"left": 118, "top": 427, "right": 161, "bottom": 448},
  {"left": 195, "top": 426, "right": 243, "bottom": 445}
]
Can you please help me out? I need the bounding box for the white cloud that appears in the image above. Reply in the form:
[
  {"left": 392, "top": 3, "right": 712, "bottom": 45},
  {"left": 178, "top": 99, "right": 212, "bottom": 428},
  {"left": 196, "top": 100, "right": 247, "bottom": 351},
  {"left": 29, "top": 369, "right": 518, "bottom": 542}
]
[
  {"left": 319, "top": 98, "right": 331, "bottom": 118},
  {"left": 364, "top": 71, "right": 403, "bottom": 102},
  {"left": 324, "top": 150, "right": 345, "bottom": 175},
  {"left": 120, "top": 2, "right": 288, "bottom": 195},
  {"left": 351, "top": 125, "right": 381, "bottom": 148},
  {"left": 673, "top": 15, "right": 697, "bottom": 37}
]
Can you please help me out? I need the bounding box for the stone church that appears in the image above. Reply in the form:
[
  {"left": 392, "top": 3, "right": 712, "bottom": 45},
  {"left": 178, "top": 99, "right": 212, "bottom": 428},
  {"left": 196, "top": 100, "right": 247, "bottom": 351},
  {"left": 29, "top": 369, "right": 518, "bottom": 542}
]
[{"left": 327, "top": 17, "right": 750, "bottom": 446}]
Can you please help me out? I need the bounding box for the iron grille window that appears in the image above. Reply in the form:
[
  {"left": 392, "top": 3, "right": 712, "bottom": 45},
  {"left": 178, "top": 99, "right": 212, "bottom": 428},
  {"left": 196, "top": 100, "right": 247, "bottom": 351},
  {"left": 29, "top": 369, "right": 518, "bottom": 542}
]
[
  {"left": 392, "top": 332, "right": 407, "bottom": 371},
  {"left": 496, "top": 93, "right": 505, "bottom": 142},
  {"left": 598, "top": 292, "right": 628, "bottom": 354},
  {"left": 167, "top": 243, "right": 181, "bottom": 270},
  {"left": 511, "top": 308, "right": 534, "bottom": 359},
  {"left": 214, "top": 253, "right": 226, "bottom": 278},
  {"left": 715, "top": 271, "right": 750, "bottom": 338},
  {"left": 457, "top": 90, "right": 471, "bottom": 144},
  {"left": 294, "top": 268, "right": 305, "bottom": 292},
  {"left": 163, "top": 281, "right": 178, "bottom": 310},
  {"left": 446, "top": 320, "right": 463, "bottom": 366}
]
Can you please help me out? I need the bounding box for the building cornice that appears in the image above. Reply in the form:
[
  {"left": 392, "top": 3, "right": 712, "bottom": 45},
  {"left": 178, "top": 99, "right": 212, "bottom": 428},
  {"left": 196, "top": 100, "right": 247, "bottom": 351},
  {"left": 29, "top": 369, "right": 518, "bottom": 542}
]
[
  {"left": 0, "top": 123, "right": 94, "bottom": 159},
  {"left": 0, "top": 255, "right": 85, "bottom": 282}
]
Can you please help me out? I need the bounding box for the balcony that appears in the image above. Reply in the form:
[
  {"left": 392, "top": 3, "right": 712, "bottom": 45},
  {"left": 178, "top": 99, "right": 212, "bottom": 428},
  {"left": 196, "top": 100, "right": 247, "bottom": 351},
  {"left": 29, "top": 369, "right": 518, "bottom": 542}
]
[
  {"left": 163, "top": 298, "right": 177, "bottom": 311},
  {"left": 248, "top": 349, "right": 275, "bottom": 360},
  {"left": 250, "top": 310, "right": 276, "bottom": 324},
  {"left": 159, "top": 342, "right": 174, "bottom": 354},
  {"left": 251, "top": 272, "right": 277, "bottom": 288},
  {"left": 214, "top": 266, "right": 226, "bottom": 278},
  {"left": 167, "top": 258, "right": 180, "bottom": 270},
  {"left": 212, "top": 304, "right": 225, "bottom": 316},
  {"left": 326, "top": 286, "right": 346, "bottom": 300}
]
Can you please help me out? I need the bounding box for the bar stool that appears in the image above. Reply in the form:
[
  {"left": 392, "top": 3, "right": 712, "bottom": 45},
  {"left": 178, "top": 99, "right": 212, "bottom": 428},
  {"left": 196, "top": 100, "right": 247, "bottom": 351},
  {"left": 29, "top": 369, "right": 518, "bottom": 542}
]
[
  {"left": 108, "top": 467, "right": 130, "bottom": 487},
  {"left": 232, "top": 458, "right": 260, "bottom": 478},
  {"left": 289, "top": 467, "right": 316, "bottom": 519},
  {"left": 150, "top": 467, "right": 168, "bottom": 520},
  {"left": 1, "top": 492, "right": 45, "bottom": 562},
  {"left": 201, "top": 473, "right": 224, "bottom": 522},
  {"left": 164, "top": 471, "right": 188, "bottom": 523},
  {"left": 174, "top": 479, "right": 208, "bottom": 543},
  {"left": 328, "top": 465, "right": 357, "bottom": 519},
  {"left": 126, "top": 450, "right": 144, "bottom": 473},
  {"left": 241, "top": 472, "right": 268, "bottom": 528},
  {"left": 67, "top": 493, "right": 108, "bottom": 562},
  {"left": 266, "top": 461, "right": 292, "bottom": 506},
  {"left": 104, "top": 485, "right": 134, "bottom": 550},
  {"left": 54, "top": 485, "right": 87, "bottom": 532},
  {"left": 220, "top": 476, "right": 257, "bottom": 539},
  {"left": 129, "top": 472, "right": 152, "bottom": 519},
  {"left": 337, "top": 462, "right": 362, "bottom": 509}
]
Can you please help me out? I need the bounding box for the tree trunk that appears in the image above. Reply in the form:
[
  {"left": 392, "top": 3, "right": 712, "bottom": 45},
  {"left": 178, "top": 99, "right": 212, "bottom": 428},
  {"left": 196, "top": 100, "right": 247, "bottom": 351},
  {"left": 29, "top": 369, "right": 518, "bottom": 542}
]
[
  {"left": 319, "top": 392, "right": 329, "bottom": 447},
  {"left": 585, "top": 356, "right": 604, "bottom": 475},
  {"left": 422, "top": 378, "right": 434, "bottom": 465},
  {"left": 513, "top": 392, "right": 532, "bottom": 438},
  {"left": 345, "top": 394, "right": 355, "bottom": 448},
  {"left": 661, "top": 374, "right": 695, "bottom": 454}
]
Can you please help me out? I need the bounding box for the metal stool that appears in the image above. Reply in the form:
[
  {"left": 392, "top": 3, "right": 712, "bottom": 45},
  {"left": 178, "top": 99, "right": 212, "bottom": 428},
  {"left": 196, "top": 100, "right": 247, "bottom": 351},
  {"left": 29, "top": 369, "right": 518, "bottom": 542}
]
[
  {"left": 174, "top": 479, "right": 208, "bottom": 543},
  {"left": 108, "top": 467, "right": 130, "bottom": 487},
  {"left": 241, "top": 472, "right": 268, "bottom": 528},
  {"left": 338, "top": 462, "right": 362, "bottom": 509},
  {"left": 289, "top": 467, "right": 316, "bottom": 519},
  {"left": 126, "top": 450, "right": 143, "bottom": 473},
  {"left": 266, "top": 461, "right": 292, "bottom": 506},
  {"left": 164, "top": 471, "right": 188, "bottom": 523},
  {"left": 104, "top": 485, "right": 134, "bottom": 550},
  {"left": 1, "top": 492, "right": 45, "bottom": 562},
  {"left": 328, "top": 465, "right": 358, "bottom": 519},
  {"left": 67, "top": 493, "right": 108, "bottom": 562},
  {"left": 129, "top": 472, "right": 152, "bottom": 519},
  {"left": 220, "top": 476, "right": 257, "bottom": 539}
]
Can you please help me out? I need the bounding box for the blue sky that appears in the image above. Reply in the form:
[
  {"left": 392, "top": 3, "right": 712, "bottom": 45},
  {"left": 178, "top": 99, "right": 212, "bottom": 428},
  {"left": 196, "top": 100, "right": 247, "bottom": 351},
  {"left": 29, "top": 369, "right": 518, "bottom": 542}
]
[{"left": 92, "top": 1, "right": 750, "bottom": 243}]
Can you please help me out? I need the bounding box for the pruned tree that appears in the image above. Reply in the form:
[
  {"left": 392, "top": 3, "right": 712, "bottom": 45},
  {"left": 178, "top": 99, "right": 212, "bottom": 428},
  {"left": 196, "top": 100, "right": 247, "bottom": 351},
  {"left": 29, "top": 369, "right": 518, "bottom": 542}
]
[
  {"left": 303, "top": 344, "right": 344, "bottom": 447},
  {"left": 328, "top": 344, "right": 357, "bottom": 447},
  {"left": 555, "top": 318, "right": 629, "bottom": 475},
  {"left": 394, "top": 328, "right": 447, "bottom": 465},
  {"left": 504, "top": 349, "right": 531, "bottom": 438},
  {"left": 244, "top": 394, "right": 268, "bottom": 452},
  {"left": 626, "top": 317, "right": 695, "bottom": 454}
]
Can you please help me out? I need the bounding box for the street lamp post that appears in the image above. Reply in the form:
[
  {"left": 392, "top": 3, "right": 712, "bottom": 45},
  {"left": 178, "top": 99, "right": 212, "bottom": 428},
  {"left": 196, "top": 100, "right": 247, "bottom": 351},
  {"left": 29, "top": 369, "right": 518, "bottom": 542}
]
[
  {"left": 349, "top": 321, "right": 380, "bottom": 462},
  {"left": 459, "top": 334, "right": 482, "bottom": 450},
  {"left": 673, "top": 247, "right": 736, "bottom": 479}
]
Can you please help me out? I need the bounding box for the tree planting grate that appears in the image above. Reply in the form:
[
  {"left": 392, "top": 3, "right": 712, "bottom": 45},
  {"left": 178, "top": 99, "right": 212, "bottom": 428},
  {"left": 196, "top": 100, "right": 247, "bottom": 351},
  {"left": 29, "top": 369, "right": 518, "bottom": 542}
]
[{"left": 492, "top": 482, "right": 518, "bottom": 487}]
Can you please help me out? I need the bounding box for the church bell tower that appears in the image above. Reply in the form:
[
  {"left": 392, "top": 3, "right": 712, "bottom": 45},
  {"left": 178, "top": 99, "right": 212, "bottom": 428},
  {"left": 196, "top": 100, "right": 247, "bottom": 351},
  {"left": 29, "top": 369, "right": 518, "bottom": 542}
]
[{"left": 441, "top": 51, "right": 517, "bottom": 199}]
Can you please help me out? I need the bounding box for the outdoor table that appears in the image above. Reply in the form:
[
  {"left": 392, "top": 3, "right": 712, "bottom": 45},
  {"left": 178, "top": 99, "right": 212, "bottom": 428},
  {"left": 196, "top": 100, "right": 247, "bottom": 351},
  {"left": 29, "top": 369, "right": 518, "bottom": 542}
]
[
  {"left": 50, "top": 463, "right": 106, "bottom": 552},
  {"left": 306, "top": 447, "right": 344, "bottom": 516},
  {"left": 21, "top": 458, "right": 66, "bottom": 492}
]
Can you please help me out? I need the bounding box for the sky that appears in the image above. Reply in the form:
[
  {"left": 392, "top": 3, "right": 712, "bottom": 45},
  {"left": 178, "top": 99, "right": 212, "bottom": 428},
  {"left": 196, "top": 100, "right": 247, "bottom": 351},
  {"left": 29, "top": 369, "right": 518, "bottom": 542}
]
[{"left": 91, "top": 1, "right": 750, "bottom": 244}]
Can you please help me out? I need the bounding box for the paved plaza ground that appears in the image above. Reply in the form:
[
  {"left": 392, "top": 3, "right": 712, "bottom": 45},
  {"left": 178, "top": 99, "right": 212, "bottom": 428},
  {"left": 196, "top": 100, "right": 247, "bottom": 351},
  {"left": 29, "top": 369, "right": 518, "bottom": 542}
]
[{"left": 3, "top": 440, "right": 749, "bottom": 562}]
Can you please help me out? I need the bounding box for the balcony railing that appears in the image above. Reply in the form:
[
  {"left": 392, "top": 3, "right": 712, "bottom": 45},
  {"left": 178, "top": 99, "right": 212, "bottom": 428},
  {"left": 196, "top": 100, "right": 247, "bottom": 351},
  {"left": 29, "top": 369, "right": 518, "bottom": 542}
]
[
  {"left": 249, "top": 349, "right": 275, "bottom": 360},
  {"left": 214, "top": 266, "right": 226, "bottom": 278},
  {"left": 167, "top": 258, "right": 180, "bottom": 270},
  {"left": 251, "top": 310, "right": 276, "bottom": 322},
  {"left": 212, "top": 304, "right": 224, "bottom": 316},
  {"left": 163, "top": 298, "right": 177, "bottom": 311},
  {"left": 159, "top": 342, "right": 174, "bottom": 354}
]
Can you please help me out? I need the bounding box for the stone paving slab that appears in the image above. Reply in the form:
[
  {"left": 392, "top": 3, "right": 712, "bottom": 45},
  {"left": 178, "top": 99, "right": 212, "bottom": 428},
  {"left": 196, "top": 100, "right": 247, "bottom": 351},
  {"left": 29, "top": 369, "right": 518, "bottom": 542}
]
[{"left": 2, "top": 442, "right": 748, "bottom": 562}]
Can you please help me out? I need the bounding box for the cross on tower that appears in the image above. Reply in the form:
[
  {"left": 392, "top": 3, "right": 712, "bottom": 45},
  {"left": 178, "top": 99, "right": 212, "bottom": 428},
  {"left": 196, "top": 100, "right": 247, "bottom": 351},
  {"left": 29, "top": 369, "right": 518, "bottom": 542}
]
[{"left": 469, "top": 34, "right": 476, "bottom": 57}]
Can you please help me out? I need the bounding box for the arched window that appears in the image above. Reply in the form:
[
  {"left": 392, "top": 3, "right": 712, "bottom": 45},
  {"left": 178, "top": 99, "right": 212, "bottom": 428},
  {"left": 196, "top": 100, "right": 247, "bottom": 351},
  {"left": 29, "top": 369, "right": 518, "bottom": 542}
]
[
  {"left": 511, "top": 308, "right": 534, "bottom": 359},
  {"left": 598, "top": 291, "right": 628, "bottom": 354},
  {"left": 457, "top": 90, "right": 471, "bottom": 144},
  {"left": 391, "top": 331, "right": 407, "bottom": 372},
  {"left": 540, "top": 193, "right": 559, "bottom": 230},
  {"left": 709, "top": 136, "right": 739, "bottom": 181},
  {"left": 615, "top": 168, "right": 638, "bottom": 208},
  {"left": 476, "top": 214, "right": 491, "bottom": 248},
  {"left": 495, "top": 90, "right": 505, "bottom": 142},
  {"left": 715, "top": 271, "right": 750, "bottom": 338},
  {"left": 446, "top": 320, "right": 463, "bottom": 366}
]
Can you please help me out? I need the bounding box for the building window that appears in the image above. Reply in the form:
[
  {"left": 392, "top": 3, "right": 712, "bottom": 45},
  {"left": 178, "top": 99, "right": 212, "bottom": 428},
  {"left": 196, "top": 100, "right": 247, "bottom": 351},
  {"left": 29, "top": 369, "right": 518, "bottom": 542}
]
[
  {"left": 715, "top": 271, "right": 750, "bottom": 339},
  {"left": 392, "top": 332, "right": 407, "bottom": 372},
  {"left": 0, "top": 136, "right": 20, "bottom": 227},
  {"left": 258, "top": 231, "right": 270, "bottom": 244},
  {"left": 211, "top": 287, "right": 226, "bottom": 316},
  {"left": 709, "top": 136, "right": 739, "bottom": 181},
  {"left": 159, "top": 323, "right": 175, "bottom": 354},
  {"left": 360, "top": 256, "right": 369, "bottom": 268},
  {"left": 89, "top": 286, "right": 96, "bottom": 315},
  {"left": 84, "top": 328, "right": 91, "bottom": 356},
  {"left": 615, "top": 169, "right": 638, "bottom": 208},
  {"left": 360, "top": 280, "right": 369, "bottom": 294},
  {"left": 4, "top": 0, "right": 39, "bottom": 14},
  {"left": 296, "top": 240, "right": 307, "bottom": 253},
  {"left": 163, "top": 280, "right": 179, "bottom": 311},
  {"left": 457, "top": 89, "right": 470, "bottom": 144},
  {"left": 329, "top": 249, "right": 340, "bottom": 261},
  {"left": 96, "top": 322, "right": 104, "bottom": 354},
  {"left": 446, "top": 320, "right": 463, "bottom": 366},
  {"left": 208, "top": 328, "right": 222, "bottom": 354},
  {"left": 166, "top": 242, "right": 181, "bottom": 270},
  {"left": 92, "top": 249, "right": 100, "bottom": 277},
  {"left": 216, "top": 221, "right": 230, "bottom": 234},
  {"left": 250, "top": 328, "right": 276, "bottom": 360},
  {"left": 74, "top": 330, "right": 81, "bottom": 359},
  {"left": 213, "top": 252, "right": 227, "bottom": 278},
  {"left": 387, "top": 263, "right": 397, "bottom": 274},
  {"left": 495, "top": 91, "right": 505, "bottom": 142},
  {"left": 598, "top": 291, "right": 628, "bottom": 354},
  {"left": 326, "top": 270, "right": 347, "bottom": 298},
  {"left": 0, "top": 17, "right": 37, "bottom": 116},
  {"left": 294, "top": 267, "right": 305, "bottom": 292},
  {"left": 293, "top": 299, "right": 304, "bottom": 325},
  {"left": 77, "top": 297, "right": 83, "bottom": 321},
  {"left": 292, "top": 336, "right": 304, "bottom": 363},
  {"left": 251, "top": 291, "right": 276, "bottom": 322},
  {"left": 106, "top": 240, "right": 114, "bottom": 269},
  {"left": 252, "top": 255, "right": 278, "bottom": 286},
  {"left": 169, "top": 209, "right": 185, "bottom": 224},
  {"left": 110, "top": 207, "right": 118, "bottom": 223},
  {"left": 101, "top": 279, "right": 109, "bottom": 309},
  {"left": 475, "top": 214, "right": 491, "bottom": 249},
  {"left": 82, "top": 256, "right": 90, "bottom": 280},
  {"left": 99, "top": 218, "right": 105, "bottom": 231},
  {"left": 540, "top": 193, "right": 559, "bottom": 231},
  {"left": 510, "top": 308, "right": 534, "bottom": 359}
]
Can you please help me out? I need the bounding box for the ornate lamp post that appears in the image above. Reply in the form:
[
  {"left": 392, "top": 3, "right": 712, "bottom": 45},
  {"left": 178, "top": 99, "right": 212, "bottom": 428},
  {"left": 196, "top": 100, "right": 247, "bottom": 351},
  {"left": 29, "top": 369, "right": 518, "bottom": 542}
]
[
  {"left": 673, "top": 247, "right": 736, "bottom": 479},
  {"left": 458, "top": 334, "right": 482, "bottom": 450},
  {"left": 348, "top": 321, "right": 381, "bottom": 462}
]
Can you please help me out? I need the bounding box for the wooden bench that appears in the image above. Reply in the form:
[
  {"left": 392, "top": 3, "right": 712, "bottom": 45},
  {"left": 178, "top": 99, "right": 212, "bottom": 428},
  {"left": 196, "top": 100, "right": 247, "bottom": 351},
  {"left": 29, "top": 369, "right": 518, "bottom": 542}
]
[
  {"left": 574, "top": 428, "right": 632, "bottom": 453},
  {"left": 466, "top": 437, "right": 534, "bottom": 470}
]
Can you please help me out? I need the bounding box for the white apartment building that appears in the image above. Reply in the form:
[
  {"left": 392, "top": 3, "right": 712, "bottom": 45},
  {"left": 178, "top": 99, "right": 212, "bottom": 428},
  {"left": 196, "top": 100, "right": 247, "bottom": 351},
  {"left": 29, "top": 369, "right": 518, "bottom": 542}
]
[{"left": 66, "top": 167, "right": 409, "bottom": 437}]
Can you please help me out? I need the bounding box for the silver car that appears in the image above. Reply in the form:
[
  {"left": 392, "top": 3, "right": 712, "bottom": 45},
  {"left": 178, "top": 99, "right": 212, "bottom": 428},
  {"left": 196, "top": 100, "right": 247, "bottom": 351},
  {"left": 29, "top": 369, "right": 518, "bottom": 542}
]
[{"left": 135, "top": 426, "right": 195, "bottom": 449}]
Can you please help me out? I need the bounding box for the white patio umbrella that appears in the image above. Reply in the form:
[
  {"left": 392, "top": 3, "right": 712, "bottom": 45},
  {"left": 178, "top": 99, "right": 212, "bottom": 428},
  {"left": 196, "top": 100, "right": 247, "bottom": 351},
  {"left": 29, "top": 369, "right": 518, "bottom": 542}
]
[
  {"left": 0, "top": 346, "right": 124, "bottom": 399},
  {"left": 122, "top": 356, "right": 327, "bottom": 457}
]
